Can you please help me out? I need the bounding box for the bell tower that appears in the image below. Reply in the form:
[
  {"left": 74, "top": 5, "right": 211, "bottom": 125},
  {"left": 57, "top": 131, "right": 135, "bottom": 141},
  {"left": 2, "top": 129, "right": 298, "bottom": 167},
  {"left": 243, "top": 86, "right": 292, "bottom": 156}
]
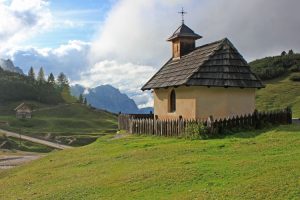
[{"left": 167, "top": 8, "right": 202, "bottom": 59}]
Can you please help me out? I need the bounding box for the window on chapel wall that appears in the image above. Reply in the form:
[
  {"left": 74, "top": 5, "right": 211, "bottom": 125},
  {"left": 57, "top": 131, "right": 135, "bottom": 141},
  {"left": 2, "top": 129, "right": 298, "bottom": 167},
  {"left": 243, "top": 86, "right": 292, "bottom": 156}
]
[{"left": 169, "top": 89, "right": 176, "bottom": 113}]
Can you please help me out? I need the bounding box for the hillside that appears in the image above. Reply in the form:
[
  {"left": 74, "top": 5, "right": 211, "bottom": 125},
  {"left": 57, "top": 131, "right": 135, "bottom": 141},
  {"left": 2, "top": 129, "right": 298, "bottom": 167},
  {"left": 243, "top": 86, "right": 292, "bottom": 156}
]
[
  {"left": 0, "top": 65, "right": 119, "bottom": 147},
  {"left": 0, "top": 101, "right": 118, "bottom": 146},
  {"left": 250, "top": 51, "right": 300, "bottom": 117},
  {"left": 0, "top": 125, "right": 299, "bottom": 199},
  {"left": 249, "top": 51, "right": 300, "bottom": 80},
  {"left": 256, "top": 73, "right": 300, "bottom": 118}
]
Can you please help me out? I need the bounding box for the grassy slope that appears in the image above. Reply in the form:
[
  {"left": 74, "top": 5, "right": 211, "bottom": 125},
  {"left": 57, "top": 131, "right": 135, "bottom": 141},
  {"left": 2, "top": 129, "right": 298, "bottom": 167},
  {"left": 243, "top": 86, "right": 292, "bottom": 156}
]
[
  {"left": 0, "top": 125, "right": 299, "bottom": 200},
  {"left": 0, "top": 101, "right": 118, "bottom": 146},
  {"left": 256, "top": 73, "right": 300, "bottom": 118}
]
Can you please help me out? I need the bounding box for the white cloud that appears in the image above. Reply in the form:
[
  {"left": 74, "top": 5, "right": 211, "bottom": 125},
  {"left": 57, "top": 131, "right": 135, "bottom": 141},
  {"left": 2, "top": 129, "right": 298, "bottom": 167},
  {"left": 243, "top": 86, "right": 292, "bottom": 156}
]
[
  {"left": 89, "top": 0, "right": 186, "bottom": 66},
  {"left": 8, "top": 40, "right": 90, "bottom": 77},
  {"left": 0, "top": 0, "right": 52, "bottom": 54},
  {"left": 76, "top": 60, "right": 156, "bottom": 95},
  {"left": 131, "top": 92, "right": 153, "bottom": 108}
]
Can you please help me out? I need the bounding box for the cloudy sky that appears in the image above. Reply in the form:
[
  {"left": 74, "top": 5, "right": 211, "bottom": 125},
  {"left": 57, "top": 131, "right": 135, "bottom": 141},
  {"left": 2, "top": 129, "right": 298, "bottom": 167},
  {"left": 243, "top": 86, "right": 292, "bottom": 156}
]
[{"left": 0, "top": 0, "right": 299, "bottom": 108}]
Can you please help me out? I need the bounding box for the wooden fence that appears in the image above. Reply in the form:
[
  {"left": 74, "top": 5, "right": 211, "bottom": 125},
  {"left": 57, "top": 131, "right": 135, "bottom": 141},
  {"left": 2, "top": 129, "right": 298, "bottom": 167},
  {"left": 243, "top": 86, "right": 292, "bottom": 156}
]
[
  {"left": 118, "top": 108, "right": 292, "bottom": 137},
  {"left": 118, "top": 114, "right": 154, "bottom": 131}
]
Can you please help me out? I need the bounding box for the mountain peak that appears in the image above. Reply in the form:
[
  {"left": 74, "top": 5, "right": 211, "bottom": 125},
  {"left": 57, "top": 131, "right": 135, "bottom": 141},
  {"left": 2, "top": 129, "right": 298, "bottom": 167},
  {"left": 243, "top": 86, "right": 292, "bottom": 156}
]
[
  {"left": 0, "top": 59, "right": 24, "bottom": 74},
  {"left": 71, "top": 84, "right": 153, "bottom": 114}
]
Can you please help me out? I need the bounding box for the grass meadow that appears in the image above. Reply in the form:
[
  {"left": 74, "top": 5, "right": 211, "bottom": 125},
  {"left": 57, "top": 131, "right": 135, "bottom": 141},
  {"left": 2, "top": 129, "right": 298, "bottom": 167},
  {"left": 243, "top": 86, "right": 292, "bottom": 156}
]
[{"left": 0, "top": 124, "right": 299, "bottom": 199}]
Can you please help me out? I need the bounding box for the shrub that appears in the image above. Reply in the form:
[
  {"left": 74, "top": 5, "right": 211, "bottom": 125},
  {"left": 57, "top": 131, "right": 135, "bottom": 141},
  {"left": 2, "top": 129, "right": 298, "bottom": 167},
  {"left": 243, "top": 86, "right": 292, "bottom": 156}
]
[
  {"left": 290, "top": 74, "right": 300, "bottom": 82},
  {"left": 289, "top": 65, "right": 300, "bottom": 72},
  {"left": 183, "top": 122, "right": 208, "bottom": 140},
  {"left": 254, "top": 66, "right": 287, "bottom": 80}
]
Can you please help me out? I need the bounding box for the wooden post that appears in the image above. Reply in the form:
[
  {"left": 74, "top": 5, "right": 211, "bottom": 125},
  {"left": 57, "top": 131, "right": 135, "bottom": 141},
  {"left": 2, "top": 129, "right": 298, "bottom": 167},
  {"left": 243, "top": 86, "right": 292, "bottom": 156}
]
[
  {"left": 207, "top": 115, "right": 214, "bottom": 135},
  {"left": 286, "top": 107, "right": 292, "bottom": 124},
  {"left": 253, "top": 109, "right": 260, "bottom": 129}
]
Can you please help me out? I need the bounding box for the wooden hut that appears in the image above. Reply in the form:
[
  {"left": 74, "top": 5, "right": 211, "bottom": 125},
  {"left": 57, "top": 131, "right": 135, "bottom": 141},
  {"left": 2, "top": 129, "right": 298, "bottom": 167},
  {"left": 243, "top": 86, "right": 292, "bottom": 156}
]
[
  {"left": 142, "top": 22, "right": 264, "bottom": 120},
  {"left": 14, "top": 103, "right": 32, "bottom": 119}
]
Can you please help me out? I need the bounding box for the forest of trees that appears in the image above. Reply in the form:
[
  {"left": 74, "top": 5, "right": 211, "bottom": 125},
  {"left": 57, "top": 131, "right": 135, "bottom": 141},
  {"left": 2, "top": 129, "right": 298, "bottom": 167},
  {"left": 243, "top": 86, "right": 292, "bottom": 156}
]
[
  {"left": 0, "top": 66, "right": 71, "bottom": 104},
  {"left": 250, "top": 49, "right": 300, "bottom": 80}
]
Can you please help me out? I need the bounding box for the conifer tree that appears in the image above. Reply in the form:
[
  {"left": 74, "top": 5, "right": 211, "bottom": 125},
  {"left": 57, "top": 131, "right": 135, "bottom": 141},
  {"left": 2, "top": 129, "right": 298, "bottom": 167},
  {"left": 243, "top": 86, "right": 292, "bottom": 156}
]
[
  {"left": 78, "top": 94, "right": 84, "bottom": 104},
  {"left": 37, "top": 67, "right": 46, "bottom": 82},
  {"left": 48, "top": 73, "right": 55, "bottom": 85},
  {"left": 28, "top": 67, "right": 35, "bottom": 80},
  {"left": 84, "top": 97, "right": 87, "bottom": 105},
  {"left": 57, "top": 72, "right": 69, "bottom": 88}
]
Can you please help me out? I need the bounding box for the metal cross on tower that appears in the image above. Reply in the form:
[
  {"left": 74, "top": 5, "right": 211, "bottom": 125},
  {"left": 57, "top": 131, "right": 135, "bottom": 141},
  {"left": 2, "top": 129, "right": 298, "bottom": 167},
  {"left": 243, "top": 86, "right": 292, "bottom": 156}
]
[{"left": 178, "top": 7, "right": 187, "bottom": 24}]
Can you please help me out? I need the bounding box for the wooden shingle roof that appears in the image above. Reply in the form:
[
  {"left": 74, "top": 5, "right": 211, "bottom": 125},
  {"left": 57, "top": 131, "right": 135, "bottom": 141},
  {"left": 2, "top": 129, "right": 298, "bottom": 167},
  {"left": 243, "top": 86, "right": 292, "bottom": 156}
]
[
  {"left": 142, "top": 38, "right": 264, "bottom": 90},
  {"left": 167, "top": 23, "right": 202, "bottom": 41}
]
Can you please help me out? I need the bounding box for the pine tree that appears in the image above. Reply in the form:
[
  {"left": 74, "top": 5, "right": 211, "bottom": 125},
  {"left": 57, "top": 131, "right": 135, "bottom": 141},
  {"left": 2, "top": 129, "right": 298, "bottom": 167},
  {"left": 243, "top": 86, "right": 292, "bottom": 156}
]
[
  {"left": 84, "top": 97, "right": 87, "bottom": 105},
  {"left": 28, "top": 67, "right": 35, "bottom": 80},
  {"left": 288, "top": 49, "right": 294, "bottom": 56},
  {"left": 37, "top": 67, "right": 46, "bottom": 82},
  {"left": 281, "top": 51, "right": 287, "bottom": 56},
  {"left": 48, "top": 73, "right": 55, "bottom": 85},
  {"left": 57, "top": 72, "right": 72, "bottom": 103},
  {"left": 57, "top": 72, "right": 69, "bottom": 88},
  {"left": 78, "top": 94, "right": 84, "bottom": 104}
]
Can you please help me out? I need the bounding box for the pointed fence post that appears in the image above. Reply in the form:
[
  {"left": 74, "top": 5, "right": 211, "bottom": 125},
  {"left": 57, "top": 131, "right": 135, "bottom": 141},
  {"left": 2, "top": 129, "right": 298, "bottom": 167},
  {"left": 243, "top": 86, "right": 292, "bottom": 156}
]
[
  {"left": 286, "top": 106, "right": 293, "bottom": 124},
  {"left": 253, "top": 109, "right": 260, "bottom": 129},
  {"left": 207, "top": 115, "right": 214, "bottom": 135}
]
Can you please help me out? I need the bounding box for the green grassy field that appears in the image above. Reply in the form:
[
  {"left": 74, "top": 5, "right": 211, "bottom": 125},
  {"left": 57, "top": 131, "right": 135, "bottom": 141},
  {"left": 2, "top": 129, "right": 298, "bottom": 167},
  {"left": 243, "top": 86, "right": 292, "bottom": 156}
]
[
  {"left": 0, "top": 125, "right": 299, "bottom": 200},
  {"left": 256, "top": 73, "right": 300, "bottom": 118},
  {"left": 0, "top": 101, "right": 118, "bottom": 146}
]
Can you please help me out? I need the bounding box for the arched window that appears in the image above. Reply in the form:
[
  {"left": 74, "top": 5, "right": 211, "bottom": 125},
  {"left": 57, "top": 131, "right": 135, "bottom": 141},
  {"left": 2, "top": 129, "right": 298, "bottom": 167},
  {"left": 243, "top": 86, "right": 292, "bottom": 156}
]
[{"left": 169, "top": 89, "right": 176, "bottom": 113}]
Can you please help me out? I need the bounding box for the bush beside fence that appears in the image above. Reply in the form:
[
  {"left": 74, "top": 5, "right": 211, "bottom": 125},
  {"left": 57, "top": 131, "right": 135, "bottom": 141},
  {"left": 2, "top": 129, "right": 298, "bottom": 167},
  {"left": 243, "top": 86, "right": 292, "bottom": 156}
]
[{"left": 118, "top": 107, "right": 292, "bottom": 137}]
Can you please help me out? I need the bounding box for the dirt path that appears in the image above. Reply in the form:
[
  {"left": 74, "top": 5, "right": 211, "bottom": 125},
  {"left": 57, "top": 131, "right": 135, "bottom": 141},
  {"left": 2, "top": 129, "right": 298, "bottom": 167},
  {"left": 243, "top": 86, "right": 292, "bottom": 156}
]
[
  {"left": 0, "top": 129, "right": 72, "bottom": 150},
  {"left": 110, "top": 133, "right": 129, "bottom": 140},
  {"left": 0, "top": 153, "right": 42, "bottom": 170}
]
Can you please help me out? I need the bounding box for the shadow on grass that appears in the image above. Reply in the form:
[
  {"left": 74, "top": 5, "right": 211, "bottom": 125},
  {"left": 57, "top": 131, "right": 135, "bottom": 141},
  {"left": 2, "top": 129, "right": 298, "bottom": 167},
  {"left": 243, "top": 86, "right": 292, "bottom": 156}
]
[{"left": 212, "top": 124, "right": 300, "bottom": 139}]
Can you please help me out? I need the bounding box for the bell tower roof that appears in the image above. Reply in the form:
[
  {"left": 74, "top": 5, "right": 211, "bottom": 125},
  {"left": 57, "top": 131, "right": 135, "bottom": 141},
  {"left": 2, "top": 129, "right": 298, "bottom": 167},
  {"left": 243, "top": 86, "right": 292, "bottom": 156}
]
[{"left": 167, "top": 23, "right": 202, "bottom": 41}]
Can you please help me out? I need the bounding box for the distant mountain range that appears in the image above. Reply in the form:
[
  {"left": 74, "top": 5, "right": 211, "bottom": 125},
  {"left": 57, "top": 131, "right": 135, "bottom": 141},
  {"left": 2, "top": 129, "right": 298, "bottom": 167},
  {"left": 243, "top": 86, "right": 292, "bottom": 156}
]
[
  {"left": 0, "top": 59, "right": 23, "bottom": 74},
  {"left": 71, "top": 84, "right": 153, "bottom": 114}
]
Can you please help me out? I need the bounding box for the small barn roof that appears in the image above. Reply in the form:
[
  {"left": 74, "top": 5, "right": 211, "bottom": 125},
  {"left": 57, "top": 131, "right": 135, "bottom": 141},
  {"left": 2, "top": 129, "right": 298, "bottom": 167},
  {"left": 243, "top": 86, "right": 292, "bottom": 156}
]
[
  {"left": 167, "top": 23, "right": 202, "bottom": 41},
  {"left": 142, "top": 38, "right": 264, "bottom": 90},
  {"left": 14, "top": 103, "right": 31, "bottom": 111}
]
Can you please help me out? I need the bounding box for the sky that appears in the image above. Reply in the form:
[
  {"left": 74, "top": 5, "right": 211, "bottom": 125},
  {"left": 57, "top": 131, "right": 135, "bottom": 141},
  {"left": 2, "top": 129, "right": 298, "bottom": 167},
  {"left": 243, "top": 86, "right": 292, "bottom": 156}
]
[{"left": 0, "top": 0, "right": 300, "bottom": 108}]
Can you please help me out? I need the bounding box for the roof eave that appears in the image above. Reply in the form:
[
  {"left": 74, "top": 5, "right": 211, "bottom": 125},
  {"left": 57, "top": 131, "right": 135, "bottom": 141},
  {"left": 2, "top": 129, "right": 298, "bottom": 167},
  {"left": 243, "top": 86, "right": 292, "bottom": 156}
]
[
  {"left": 167, "top": 34, "right": 202, "bottom": 42},
  {"left": 142, "top": 84, "right": 265, "bottom": 91}
]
